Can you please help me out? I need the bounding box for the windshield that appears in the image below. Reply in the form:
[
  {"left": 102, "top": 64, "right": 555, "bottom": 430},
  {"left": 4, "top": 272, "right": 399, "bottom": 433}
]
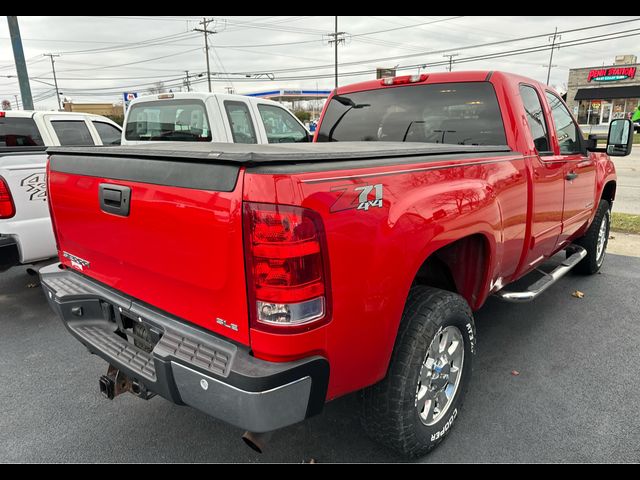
[
  {"left": 124, "top": 99, "right": 212, "bottom": 142},
  {"left": 316, "top": 82, "right": 507, "bottom": 146},
  {"left": 0, "top": 117, "right": 44, "bottom": 147}
]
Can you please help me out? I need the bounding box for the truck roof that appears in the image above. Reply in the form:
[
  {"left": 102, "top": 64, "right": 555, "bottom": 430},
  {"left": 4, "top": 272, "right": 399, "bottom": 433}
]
[
  {"left": 0, "top": 110, "right": 115, "bottom": 121},
  {"left": 47, "top": 141, "right": 511, "bottom": 165},
  {"left": 334, "top": 70, "right": 548, "bottom": 95},
  {"left": 127, "top": 91, "right": 288, "bottom": 108}
]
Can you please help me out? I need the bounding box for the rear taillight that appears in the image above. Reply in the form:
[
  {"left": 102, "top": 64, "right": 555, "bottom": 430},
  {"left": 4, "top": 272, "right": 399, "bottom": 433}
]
[
  {"left": 244, "top": 202, "right": 330, "bottom": 333},
  {"left": 0, "top": 176, "right": 15, "bottom": 219}
]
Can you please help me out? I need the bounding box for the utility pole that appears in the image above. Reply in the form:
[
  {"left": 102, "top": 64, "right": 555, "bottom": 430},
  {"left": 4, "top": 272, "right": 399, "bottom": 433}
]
[
  {"left": 546, "top": 27, "right": 560, "bottom": 85},
  {"left": 6, "top": 16, "right": 33, "bottom": 110},
  {"left": 194, "top": 18, "right": 218, "bottom": 93},
  {"left": 327, "top": 16, "right": 347, "bottom": 89},
  {"left": 14, "top": 95, "right": 20, "bottom": 110},
  {"left": 183, "top": 70, "right": 191, "bottom": 92},
  {"left": 44, "top": 53, "right": 61, "bottom": 110},
  {"left": 443, "top": 53, "right": 459, "bottom": 72}
]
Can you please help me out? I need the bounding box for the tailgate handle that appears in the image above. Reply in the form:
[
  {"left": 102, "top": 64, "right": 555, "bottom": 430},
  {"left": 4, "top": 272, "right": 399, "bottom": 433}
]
[{"left": 99, "top": 184, "right": 131, "bottom": 217}]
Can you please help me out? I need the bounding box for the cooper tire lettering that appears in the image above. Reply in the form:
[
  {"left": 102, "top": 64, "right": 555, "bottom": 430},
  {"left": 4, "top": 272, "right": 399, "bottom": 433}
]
[{"left": 430, "top": 408, "right": 458, "bottom": 442}]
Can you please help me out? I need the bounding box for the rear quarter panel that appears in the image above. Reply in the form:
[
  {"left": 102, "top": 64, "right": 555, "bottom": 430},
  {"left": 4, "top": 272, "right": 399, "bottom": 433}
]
[{"left": 244, "top": 153, "right": 528, "bottom": 399}]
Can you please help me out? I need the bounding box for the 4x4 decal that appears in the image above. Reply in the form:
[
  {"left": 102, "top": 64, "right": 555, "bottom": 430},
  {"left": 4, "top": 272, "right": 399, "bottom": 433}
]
[
  {"left": 20, "top": 172, "right": 47, "bottom": 202},
  {"left": 331, "top": 183, "right": 384, "bottom": 213}
]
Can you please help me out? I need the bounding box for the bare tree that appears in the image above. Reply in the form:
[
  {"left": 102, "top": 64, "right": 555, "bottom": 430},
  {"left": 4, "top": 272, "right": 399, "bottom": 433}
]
[{"left": 147, "top": 81, "right": 167, "bottom": 95}]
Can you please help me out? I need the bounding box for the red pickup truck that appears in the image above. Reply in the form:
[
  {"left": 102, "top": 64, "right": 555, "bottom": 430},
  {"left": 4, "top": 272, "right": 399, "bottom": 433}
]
[{"left": 40, "top": 71, "right": 633, "bottom": 457}]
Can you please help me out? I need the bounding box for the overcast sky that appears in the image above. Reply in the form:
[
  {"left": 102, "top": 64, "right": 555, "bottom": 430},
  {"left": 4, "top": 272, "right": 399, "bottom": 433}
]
[{"left": 1, "top": 15, "right": 638, "bottom": 110}]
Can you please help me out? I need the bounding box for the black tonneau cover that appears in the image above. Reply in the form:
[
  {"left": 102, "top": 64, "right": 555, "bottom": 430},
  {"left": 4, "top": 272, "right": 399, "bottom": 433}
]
[
  {"left": 0, "top": 146, "right": 47, "bottom": 155},
  {"left": 47, "top": 142, "right": 511, "bottom": 165}
]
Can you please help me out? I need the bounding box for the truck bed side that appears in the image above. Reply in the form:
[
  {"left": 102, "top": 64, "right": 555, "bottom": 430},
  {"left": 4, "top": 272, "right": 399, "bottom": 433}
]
[
  {"left": 242, "top": 150, "right": 529, "bottom": 397},
  {"left": 0, "top": 149, "right": 55, "bottom": 264}
]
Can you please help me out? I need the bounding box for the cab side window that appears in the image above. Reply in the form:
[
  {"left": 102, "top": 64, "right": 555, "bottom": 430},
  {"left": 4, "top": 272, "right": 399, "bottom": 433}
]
[
  {"left": 519, "top": 85, "right": 551, "bottom": 155},
  {"left": 93, "top": 121, "right": 122, "bottom": 145},
  {"left": 51, "top": 120, "right": 95, "bottom": 146},
  {"left": 224, "top": 101, "right": 257, "bottom": 144},
  {"left": 257, "top": 104, "right": 308, "bottom": 144},
  {"left": 545, "top": 92, "right": 582, "bottom": 155}
]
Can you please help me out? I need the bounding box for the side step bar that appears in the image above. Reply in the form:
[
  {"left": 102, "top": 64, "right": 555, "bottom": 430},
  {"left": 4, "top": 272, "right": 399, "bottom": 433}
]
[{"left": 495, "top": 245, "right": 587, "bottom": 303}]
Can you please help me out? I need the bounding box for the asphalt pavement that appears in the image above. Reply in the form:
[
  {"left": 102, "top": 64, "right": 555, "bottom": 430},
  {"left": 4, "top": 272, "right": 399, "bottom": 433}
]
[{"left": 0, "top": 254, "right": 639, "bottom": 463}]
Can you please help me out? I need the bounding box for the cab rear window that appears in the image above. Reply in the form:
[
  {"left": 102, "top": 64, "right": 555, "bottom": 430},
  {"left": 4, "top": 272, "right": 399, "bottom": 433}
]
[
  {"left": 0, "top": 117, "right": 44, "bottom": 147},
  {"left": 124, "top": 99, "right": 212, "bottom": 142},
  {"left": 317, "top": 82, "right": 507, "bottom": 146}
]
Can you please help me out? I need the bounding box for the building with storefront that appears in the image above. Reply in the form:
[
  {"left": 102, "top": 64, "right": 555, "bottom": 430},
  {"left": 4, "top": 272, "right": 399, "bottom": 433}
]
[
  {"left": 565, "top": 55, "right": 640, "bottom": 128},
  {"left": 62, "top": 101, "right": 124, "bottom": 118}
]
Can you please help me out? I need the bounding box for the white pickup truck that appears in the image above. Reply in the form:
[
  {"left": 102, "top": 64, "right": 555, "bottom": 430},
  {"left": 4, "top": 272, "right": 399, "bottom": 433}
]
[
  {"left": 0, "top": 110, "right": 122, "bottom": 272},
  {"left": 122, "top": 92, "right": 310, "bottom": 145}
]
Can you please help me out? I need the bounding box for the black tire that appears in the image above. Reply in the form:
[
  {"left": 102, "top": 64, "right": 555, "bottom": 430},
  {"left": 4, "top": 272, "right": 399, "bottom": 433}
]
[
  {"left": 574, "top": 199, "right": 611, "bottom": 275},
  {"left": 360, "top": 285, "right": 476, "bottom": 458}
]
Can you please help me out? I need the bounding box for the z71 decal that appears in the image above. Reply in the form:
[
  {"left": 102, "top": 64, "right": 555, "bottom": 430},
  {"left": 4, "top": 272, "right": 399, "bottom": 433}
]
[
  {"left": 331, "top": 183, "right": 384, "bottom": 213},
  {"left": 20, "top": 172, "right": 47, "bottom": 202}
]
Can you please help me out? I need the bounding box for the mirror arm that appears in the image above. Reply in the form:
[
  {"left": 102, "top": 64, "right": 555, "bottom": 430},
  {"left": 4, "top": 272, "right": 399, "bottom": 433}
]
[{"left": 584, "top": 134, "right": 605, "bottom": 153}]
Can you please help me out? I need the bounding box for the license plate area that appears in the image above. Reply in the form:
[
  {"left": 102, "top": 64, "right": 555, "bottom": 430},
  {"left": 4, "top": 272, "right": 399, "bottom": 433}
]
[{"left": 100, "top": 300, "right": 163, "bottom": 353}]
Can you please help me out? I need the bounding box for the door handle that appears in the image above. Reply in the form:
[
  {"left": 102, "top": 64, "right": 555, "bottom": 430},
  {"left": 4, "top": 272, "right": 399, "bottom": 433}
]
[
  {"left": 565, "top": 172, "right": 578, "bottom": 181},
  {"left": 99, "top": 184, "right": 131, "bottom": 216}
]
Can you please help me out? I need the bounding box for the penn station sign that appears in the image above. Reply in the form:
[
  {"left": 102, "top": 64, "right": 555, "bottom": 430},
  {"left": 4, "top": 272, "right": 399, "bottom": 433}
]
[{"left": 587, "top": 66, "right": 636, "bottom": 82}]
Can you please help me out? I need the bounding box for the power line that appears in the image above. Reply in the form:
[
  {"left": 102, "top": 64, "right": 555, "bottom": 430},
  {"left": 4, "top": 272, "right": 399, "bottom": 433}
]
[
  {"left": 14, "top": 26, "right": 639, "bottom": 102},
  {"left": 200, "top": 18, "right": 640, "bottom": 77},
  {"left": 57, "top": 31, "right": 197, "bottom": 56},
  {"left": 352, "top": 16, "right": 463, "bottom": 38},
  {"left": 179, "top": 29, "right": 640, "bottom": 84},
  {"left": 16, "top": 17, "right": 640, "bottom": 106},
  {"left": 52, "top": 48, "right": 203, "bottom": 73}
]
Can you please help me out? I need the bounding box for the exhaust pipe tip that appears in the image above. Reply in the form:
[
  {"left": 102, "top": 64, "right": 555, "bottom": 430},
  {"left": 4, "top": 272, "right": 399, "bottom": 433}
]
[{"left": 242, "top": 431, "right": 272, "bottom": 454}]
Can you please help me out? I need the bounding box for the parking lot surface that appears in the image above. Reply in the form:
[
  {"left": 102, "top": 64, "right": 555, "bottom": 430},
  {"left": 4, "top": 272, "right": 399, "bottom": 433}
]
[{"left": 1, "top": 254, "right": 639, "bottom": 463}]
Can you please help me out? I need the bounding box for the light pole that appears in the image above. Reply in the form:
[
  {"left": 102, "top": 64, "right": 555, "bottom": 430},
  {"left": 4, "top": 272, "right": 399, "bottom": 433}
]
[{"left": 6, "top": 16, "right": 33, "bottom": 109}]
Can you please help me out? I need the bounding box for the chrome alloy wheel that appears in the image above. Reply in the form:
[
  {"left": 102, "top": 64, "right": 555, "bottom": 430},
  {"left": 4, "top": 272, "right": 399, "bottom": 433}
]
[
  {"left": 596, "top": 209, "right": 610, "bottom": 267},
  {"left": 415, "top": 326, "right": 465, "bottom": 426}
]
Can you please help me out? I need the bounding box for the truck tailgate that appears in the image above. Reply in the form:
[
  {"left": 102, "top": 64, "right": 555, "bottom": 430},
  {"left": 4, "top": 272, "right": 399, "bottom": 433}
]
[{"left": 47, "top": 152, "right": 250, "bottom": 344}]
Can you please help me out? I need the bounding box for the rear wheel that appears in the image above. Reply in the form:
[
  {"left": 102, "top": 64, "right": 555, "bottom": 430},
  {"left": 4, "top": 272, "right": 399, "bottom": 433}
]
[
  {"left": 360, "top": 285, "right": 476, "bottom": 458},
  {"left": 574, "top": 199, "right": 611, "bottom": 275}
]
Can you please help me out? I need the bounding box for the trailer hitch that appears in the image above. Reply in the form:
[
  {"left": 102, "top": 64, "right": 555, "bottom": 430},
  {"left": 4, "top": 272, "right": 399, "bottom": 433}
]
[{"left": 99, "top": 365, "right": 155, "bottom": 400}]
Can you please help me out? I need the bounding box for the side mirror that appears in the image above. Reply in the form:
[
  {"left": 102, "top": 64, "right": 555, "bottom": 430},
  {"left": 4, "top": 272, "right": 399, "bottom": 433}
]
[{"left": 606, "top": 119, "right": 633, "bottom": 156}]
